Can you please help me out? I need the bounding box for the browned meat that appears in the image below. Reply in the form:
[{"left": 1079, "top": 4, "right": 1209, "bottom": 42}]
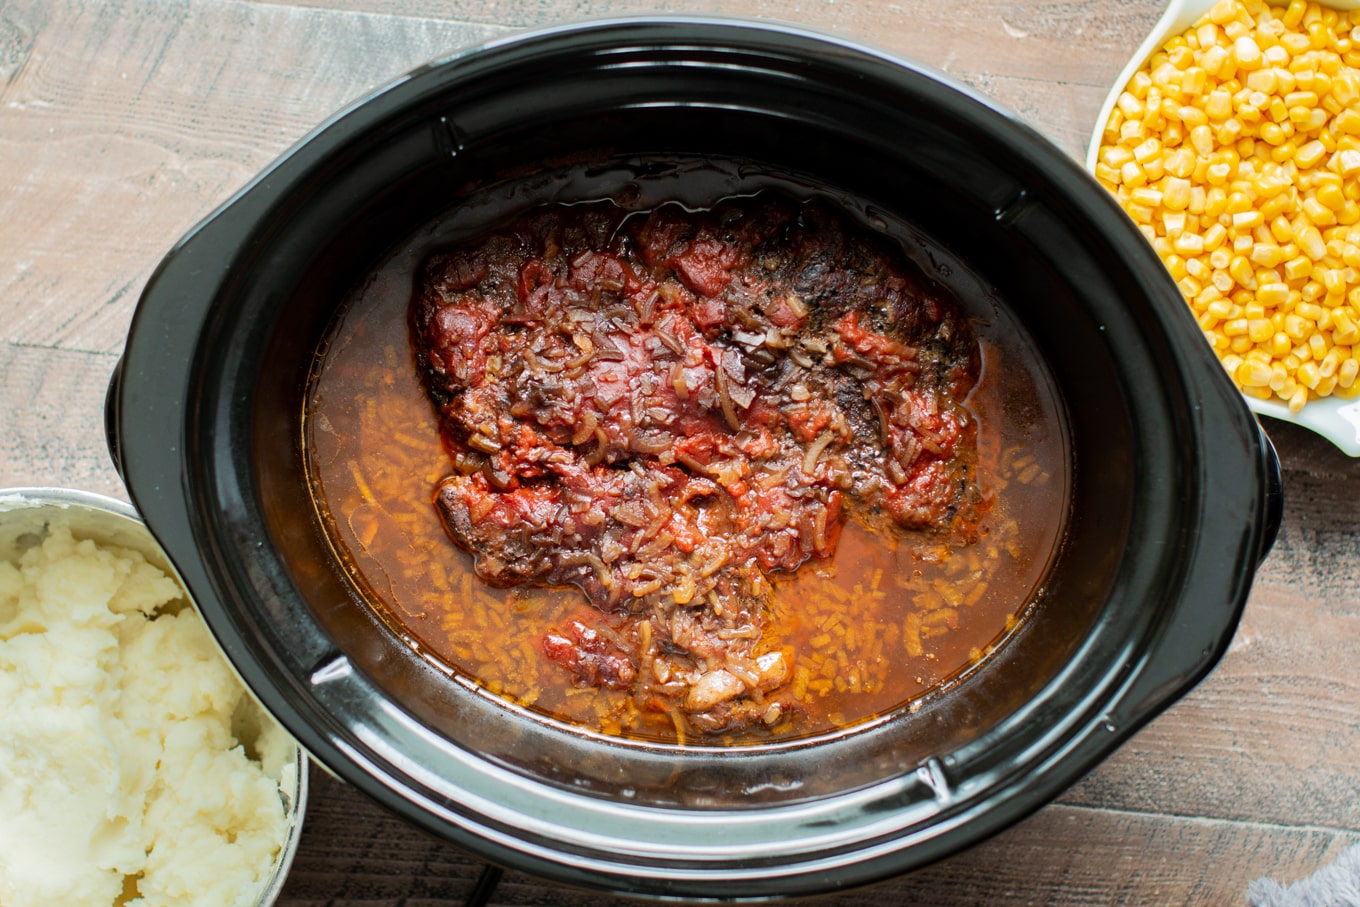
[{"left": 411, "top": 193, "right": 984, "bottom": 736}]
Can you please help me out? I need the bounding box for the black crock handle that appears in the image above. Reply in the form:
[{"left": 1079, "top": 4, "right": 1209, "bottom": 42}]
[
  {"left": 1255, "top": 421, "right": 1284, "bottom": 566},
  {"left": 105, "top": 356, "right": 127, "bottom": 481}
]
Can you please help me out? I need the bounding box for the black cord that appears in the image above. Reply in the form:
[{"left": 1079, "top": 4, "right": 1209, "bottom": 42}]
[{"left": 464, "top": 864, "right": 504, "bottom": 907}]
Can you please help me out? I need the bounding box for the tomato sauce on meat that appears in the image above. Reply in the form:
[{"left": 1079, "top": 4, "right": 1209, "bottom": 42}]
[
  {"left": 408, "top": 195, "right": 985, "bottom": 735},
  {"left": 306, "top": 179, "right": 1069, "bottom": 746}
]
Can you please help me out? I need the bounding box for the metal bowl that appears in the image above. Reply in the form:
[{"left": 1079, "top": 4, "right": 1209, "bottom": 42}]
[{"left": 0, "top": 486, "right": 308, "bottom": 906}]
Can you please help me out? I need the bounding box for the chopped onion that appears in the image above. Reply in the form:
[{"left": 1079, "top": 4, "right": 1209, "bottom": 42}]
[{"left": 801, "top": 431, "right": 835, "bottom": 476}]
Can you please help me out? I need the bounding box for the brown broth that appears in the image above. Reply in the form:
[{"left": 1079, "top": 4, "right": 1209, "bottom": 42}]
[{"left": 305, "top": 179, "right": 1069, "bottom": 747}]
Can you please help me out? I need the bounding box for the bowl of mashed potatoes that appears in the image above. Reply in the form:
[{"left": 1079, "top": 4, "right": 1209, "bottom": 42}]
[{"left": 0, "top": 487, "right": 307, "bottom": 907}]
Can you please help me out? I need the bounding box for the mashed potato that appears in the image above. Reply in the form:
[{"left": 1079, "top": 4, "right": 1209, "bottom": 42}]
[{"left": 0, "top": 522, "right": 295, "bottom": 907}]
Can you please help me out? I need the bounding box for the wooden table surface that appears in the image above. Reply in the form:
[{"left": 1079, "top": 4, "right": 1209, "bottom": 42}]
[{"left": 3, "top": 0, "right": 1359, "bottom": 903}]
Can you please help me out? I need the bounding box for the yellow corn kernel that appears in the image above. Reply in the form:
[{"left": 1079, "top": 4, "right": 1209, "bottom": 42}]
[
  {"left": 1337, "top": 149, "right": 1360, "bottom": 176},
  {"left": 1269, "top": 361, "right": 1290, "bottom": 391},
  {"left": 1307, "top": 21, "right": 1330, "bottom": 51},
  {"left": 1130, "top": 186, "right": 1165, "bottom": 207},
  {"left": 1288, "top": 385, "right": 1309, "bottom": 411},
  {"left": 1302, "top": 196, "right": 1338, "bottom": 225},
  {"left": 1250, "top": 243, "right": 1287, "bottom": 267},
  {"left": 1270, "top": 216, "right": 1295, "bottom": 243},
  {"left": 1333, "top": 71, "right": 1360, "bottom": 104},
  {"left": 1164, "top": 175, "right": 1195, "bottom": 210},
  {"left": 1342, "top": 243, "right": 1360, "bottom": 269},
  {"left": 1133, "top": 138, "right": 1161, "bottom": 163},
  {"left": 1190, "top": 185, "right": 1209, "bottom": 214},
  {"left": 1247, "top": 68, "right": 1278, "bottom": 93},
  {"left": 1335, "top": 108, "right": 1360, "bottom": 133},
  {"left": 1184, "top": 65, "right": 1209, "bottom": 95},
  {"left": 1271, "top": 141, "right": 1299, "bottom": 163},
  {"left": 1317, "top": 181, "right": 1347, "bottom": 210},
  {"left": 1230, "top": 255, "right": 1257, "bottom": 286},
  {"left": 1248, "top": 318, "right": 1276, "bottom": 342},
  {"left": 1270, "top": 331, "right": 1293, "bottom": 356},
  {"left": 1339, "top": 357, "right": 1360, "bottom": 387},
  {"left": 1121, "top": 160, "right": 1148, "bottom": 188},
  {"left": 1203, "top": 88, "right": 1234, "bottom": 120},
  {"left": 1298, "top": 224, "right": 1328, "bottom": 259},
  {"left": 1298, "top": 360, "right": 1322, "bottom": 389},
  {"left": 1321, "top": 268, "right": 1348, "bottom": 296},
  {"left": 1296, "top": 301, "right": 1325, "bottom": 323},
  {"left": 1285, "top": 312, "right": 1315, "bottom": 339},
  {"left": 1174, "top": 232, "right": 1207, "bottom": 255},
  {"left": 1235, "top": 359, "right": 1275, "bottom": 386},
  {"left": 1259, "top": 193, "right": 1294, "bottom": 219},
  {"left": 1333, "top": 310, "right": 1359, "bottom": 344},
  {"left": 1166, "top": 147, "right": 1198, "bottom": 178},
  {"left": 1197, "top": 285, "right": 1226, "bottom": 308},
  {"left": 1206, "top": 161, "right": 1234, "bottom": 186},
  {"left": 1296, "top": 139, "right": 1329, "bottom": 169},
  {"left": 1190, "top": 124, "right": 1217, "bottom": 157},
  {"left": 1178, "top": 105, "right": 1210, "bottom": 128},
  {"left": 1297, "top": 108, "right": 1330, "bottom": 132},
  {"left": 1204, "top": 222, "right": 1230, "bottom": 251},
  {"left": 1258, "top": 282, "right": 1292, "bottom": 307},
  {"left": 1235, "top": 35, "right": 1265, "bottom": 69},
  {"left": 1284, "top": 254, "right": 1314, "bottom": 280}
]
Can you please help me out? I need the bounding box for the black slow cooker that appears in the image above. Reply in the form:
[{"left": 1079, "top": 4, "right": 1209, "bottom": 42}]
[{"left": 106, "top": 19, "right": 1282, "bottom": 901}]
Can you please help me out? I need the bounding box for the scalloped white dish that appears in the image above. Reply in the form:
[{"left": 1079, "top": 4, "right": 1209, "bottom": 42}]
[{"left": 1088, "top": 0, "right": 1360, "bottom": 457}]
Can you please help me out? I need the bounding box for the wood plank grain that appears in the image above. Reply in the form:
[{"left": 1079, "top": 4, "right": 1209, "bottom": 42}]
[
  {"left": 0, "top": 0, "right": 504, "bottom": 354},
  {"left": 240, "top": 0, "right": 1165, "bottom": 84},
  {"left": 239, "top": 0, "right": 1167, "bottom": 158},
  {"left": 0, "top": 342, "right": 125, "bottom": 497}
]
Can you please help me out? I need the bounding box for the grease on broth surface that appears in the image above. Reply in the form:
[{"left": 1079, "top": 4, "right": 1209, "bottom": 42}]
[{"left": 305, "top": 186, "right": 1069, "bottom": 746}]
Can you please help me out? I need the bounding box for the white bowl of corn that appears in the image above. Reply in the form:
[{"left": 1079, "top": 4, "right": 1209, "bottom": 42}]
[{"left": 1089, "top": 0, "right": 1360, "bottom": 456}]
